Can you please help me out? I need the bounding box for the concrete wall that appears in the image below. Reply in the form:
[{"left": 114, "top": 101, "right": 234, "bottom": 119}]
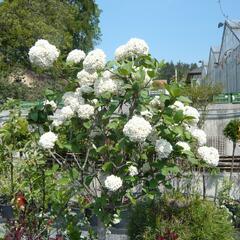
[
  {"left": 175, "top": 172, "right": 240, "bottom": 200},
  {"left": 203, "top": 104, "right": 240, "bottom": 155}
]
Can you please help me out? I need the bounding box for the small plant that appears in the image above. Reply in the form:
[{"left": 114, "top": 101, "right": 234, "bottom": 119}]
[
  {"left": 128, "top": 193, "right": 235, "bottom": 240},
  {"left": 223, "top": 119, "right": 240, "bottom": 180},
  {"left": 218, "top": 178, "right": 240, "bottom": 228}
]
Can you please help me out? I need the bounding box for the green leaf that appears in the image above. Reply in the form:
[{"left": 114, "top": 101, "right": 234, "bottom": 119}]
[
  {"left": 102, "top": 162, "right": 113, "bottom": 172},
  {"left": 149, "top": 179, "right": 158, "bottom": 188},
  {"left": 173, "top": 111, "right": 184, "bottom": 123},
  {"left": 147, "top": 70, "right": 155, "bottom": 78},
  {"left": 83, "top": 121, "right": 92, "bottom": 129},
  {"left": 118, "top": 68, "right": 129, "bottom": 75},
  {"left": 58, "top": 177, "right": 70, "bottom": 185},
  {"left": 126, "top": 192, "right": 136, "bottom": 205},
  {"left": 165, "top": 84, "right": 181, "bottom": 97},
  {"left": 177, "top": 96, "right": 192, "bottom": 104},
  {"left": 161, "top": 165, "right": 180, "bottom": 176},
  {"left": 96, "top": 145, "right": 108, "bottom": 153},
  {"left": 106, "top": 121, "right": 118, "bottom": 130},
  {"left": 147, "top": 193, "right": 155, "bottom": 200},
  {"left": 187, "top": 156, "right": 198, "bottom": 164}
]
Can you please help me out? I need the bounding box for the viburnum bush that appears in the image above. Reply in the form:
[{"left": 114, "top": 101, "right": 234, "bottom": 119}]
[{"left": 27, "top": 38, "right": 220, "bottom": 239}]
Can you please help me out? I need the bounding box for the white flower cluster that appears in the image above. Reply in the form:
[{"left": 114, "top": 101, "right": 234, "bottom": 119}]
[
  {"left": 78, "top": 85, "right": 94, "bottom": 94},
  {"left": 197, "top": 146, "right": 219, "bottom": 166},
  {"left": 77, "top": 70, "right": 98, "bottom": 87},
  {"left": 128, "top": 165, "right": 138, "bottom": 176},
  {"left": 176, "top": 141, "right": 190, "bottom": 151},
  {"left": 52, "top": 87, "right": 96, "bottom": 125},
  {"left": 77, "top": 104, "right": 94, "bottom": 119},
  {"left": 29, "top": 39, "right": 59, "bottom": 68},
  {"left": 83, "top": 49, "right": 106, "bottom": 73},
  {"left": 62, "top": 91, "right": 84, "bottom": 111},
  {"left": 62, "top": 105, "right": 74, "bottom": 118},
  {"left": 171, "top": 101, "right": 185, "bottom": 111},
  {"left": 43, "top": 100, "right": 57, "bottom": 110},
  {"left": 94, "top": 71, "right": 123, "bottom": 97},
  {"left": 123, "top": 116, "right": 152, "bottom": 142},
  {"left": 170, "top": 101, "right": 200, "bottom": 124},
  {"left": 191, "top": 128, "right": 207, "bottom": 146},
  {"left": 140, "top": 110, "right": 153, "bottom": 119},
  {"left": 66, "top": 49, "right": 86, "bottom": 64},
  {"left": 51, "top": 108, "right": 70, "bottom": 127},
  {"left": 112, "top": 214, "right": 121, "bottom": 225},
  {"left": 183, "top": 106, "right": 200, "bottom": 124},
  {"left": 155, "top": 138, "right": 173, "bottom": 159},
  {"left": 104, "top": 175, "right": 123, "bottom": 191},
  {"left": 39, "top": 131, "right": 58, "bottom": 149},
  {"left": 115, "top": 38, "right": 149, "bottom": 61},
  {"left": 150, "top": 96, "right": 161, "bottom": 108}
]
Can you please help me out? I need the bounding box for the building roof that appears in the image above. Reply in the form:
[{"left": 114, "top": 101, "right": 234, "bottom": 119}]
[
  {"left": 211, "top": 46, "right": 220, "bottom": 63},
  {"left": 226, "top": 20, "right": 240, "bottom": 42},
  {"left": 188, "top": 67, "right": 202, "bottom": 75}
]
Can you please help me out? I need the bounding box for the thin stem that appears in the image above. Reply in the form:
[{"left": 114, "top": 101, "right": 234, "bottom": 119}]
[{"left": 230, "top": 142, "right": 236, "bottom": 181}]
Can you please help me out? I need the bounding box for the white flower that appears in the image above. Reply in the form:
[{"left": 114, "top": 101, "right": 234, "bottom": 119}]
[
  {"left": 63, "top": 91, "right": 84, "bottom": 111},
  {"left": 29, "top": 39, "right": 59, "bottom": 68},
  {"left": 123, "top": 116, "right": 152, "bottom": 142},
  {"left": 191, "top": 128, "right": 207, "bottom": 146},
  {"left": 126, "top": 38, "right": 149, "bottom": 57},
  {"left": 51, "top": 106, "right": 74, "bottom": 127},
  {"left": 83, "top": 49, "right": 106, "bottom": 73},
  {"left": 155, "top": 138, "right": 173, "bottom": 159},
  {"left": 77, "top": 69, "right": 98, "bottom": 86},
  {"left": 114, "top": 38, "right": 149, "bottom": 60},
  {"left": 182, "top": 123, "right": 191, "bottom": 131},
  {"left": 115, "top": 44, "right": 128, "bottom": 61},
  {"left": 183, "top": 106, "right": 200, "bottom": 124},
  {"left": 112, "top": 214, "right": 121, "bottom": 225},
  {"left": 90, "top": 99, "right": 99, "bottom": 105},
  {"left": 104, "top": 175, "right": 123, "bottom": 191},
  {"left": 170, "top": 101, "right": 185, "bottom": 111},
  {"left": 77, "top": 104, "right": 94, "bottom": 119},
  {"left": 61, "top": 106, "right": 74, "bottom": 119},
  {"left": 43, "top": 100, "right": 57, "bottom": 110},
  {"left": 78, "top": 86, "right": 94, "bottom": 94},
  {"left": 198, "top": 146, "right": 219, "bottom": 166},
  {"left": 140, "top": 110, "right": 153, "bottom": 119},
  {"left": 176, "top": 141, "right": 190, "bottom": 151},
  {"left": 128, "top": 165, "right": 138, "bottom": 176},
  {"left": 62, "top": 91, "right": 75, "bottom": 101},
  {"left": 39, "top": 132, "right": 57, "bottom": 149},
  {"left": 66, "top": 49, "right": 85, "bottom": 63},
  {"left": 150, "top": 96, "right": 161, "bottom": 108},
  {"left": 51, "top": 109, "right": 64, "bottom": 127},
  {"left": 94, "top": 76, "right": 119, "bottom": 96}
]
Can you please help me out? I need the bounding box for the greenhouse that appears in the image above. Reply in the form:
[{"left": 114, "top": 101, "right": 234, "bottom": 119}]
[{"left": 208, "top": 21, "right": 240, "bottom": 94}]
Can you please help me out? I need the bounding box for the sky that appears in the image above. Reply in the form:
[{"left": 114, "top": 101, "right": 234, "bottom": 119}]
[{"left": 95, "top": 0, "right": 240, "bottom": 64}]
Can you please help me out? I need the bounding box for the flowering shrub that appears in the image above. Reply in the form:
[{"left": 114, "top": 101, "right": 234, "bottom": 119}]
[{"left": 1, "top": 37, "right": 221, "bottom": 238}]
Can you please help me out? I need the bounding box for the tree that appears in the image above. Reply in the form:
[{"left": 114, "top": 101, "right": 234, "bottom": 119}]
[
  {"left": 223, "top": 119, "right": 240, "bottom": 180},
  {"left": 157, "top": 61, "right": 175, "bottom": 81},
  {"left": 68, "top": 0, "right": 101, "bottom": 51},
  {"left": 157, "top": 61, "right": 197, "bottom": 82},
  {"left": 0, "top": 0, "right": 101, "bottom": 68}
]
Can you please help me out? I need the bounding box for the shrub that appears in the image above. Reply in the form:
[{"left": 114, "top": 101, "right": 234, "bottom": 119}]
[{"left": 128, "top": 193, "right": 235, "bottom": 240}]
